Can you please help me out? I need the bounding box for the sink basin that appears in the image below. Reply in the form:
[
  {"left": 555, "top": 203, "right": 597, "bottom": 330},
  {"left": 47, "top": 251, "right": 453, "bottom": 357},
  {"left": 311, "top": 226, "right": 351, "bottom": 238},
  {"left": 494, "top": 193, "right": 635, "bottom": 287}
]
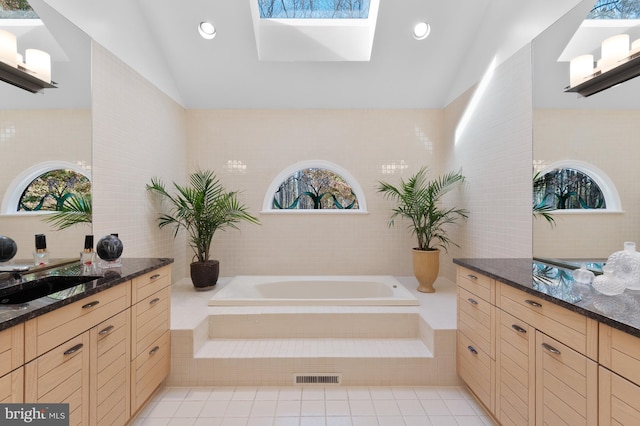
[{"left": 0, "top": 275, "right": 101, "bottom": 305}]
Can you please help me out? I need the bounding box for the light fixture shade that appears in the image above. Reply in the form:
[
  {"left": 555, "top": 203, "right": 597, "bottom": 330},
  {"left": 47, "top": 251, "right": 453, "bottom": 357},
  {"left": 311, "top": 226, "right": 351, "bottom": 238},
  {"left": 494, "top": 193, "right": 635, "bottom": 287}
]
[
  {"left": 601, "top": 34, "right": 629, "bottom": 72},
  {"left": 631, "top": 38, "right": 640, "bottom": 56},
  {"left": 570, "top": 54, "right": 594, "bottom": 87},
  {"left": 25, "top": 49, "right": 51, "bottom": 83},
  {"left": 0, "top": 29, "right": 18, "bottom": 68}
]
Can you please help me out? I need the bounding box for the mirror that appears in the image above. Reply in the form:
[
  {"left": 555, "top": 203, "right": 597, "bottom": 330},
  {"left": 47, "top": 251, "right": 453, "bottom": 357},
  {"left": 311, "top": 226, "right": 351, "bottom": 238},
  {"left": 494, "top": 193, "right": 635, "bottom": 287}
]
[
  {"left": 533, "top": 0, "right": 640, "bottom": 261},
  {"left": 0, "top": 0, "right": 92, "bottom": 261}
]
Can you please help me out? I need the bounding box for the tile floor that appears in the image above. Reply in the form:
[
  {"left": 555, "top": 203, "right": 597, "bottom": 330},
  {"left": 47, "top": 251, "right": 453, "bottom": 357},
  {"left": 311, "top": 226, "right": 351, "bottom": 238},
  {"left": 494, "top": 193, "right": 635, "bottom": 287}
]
[{"left": 131, "top": 385, "right": 496, "bottom": 426}]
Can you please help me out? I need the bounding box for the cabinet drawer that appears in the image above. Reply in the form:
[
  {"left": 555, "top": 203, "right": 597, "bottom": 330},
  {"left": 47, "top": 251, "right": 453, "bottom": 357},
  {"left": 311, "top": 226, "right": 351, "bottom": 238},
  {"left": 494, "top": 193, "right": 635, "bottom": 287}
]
[
  {"left": 457, "top": 267, "right": 493, "bottom": 303},
  {"left": 599, "top": 323, "right": 640, "bottom": 387},
  {"left": 92, "top": 310, "right": 130, "bottom": 426},
  {"left": 458, "top": 287, "right": 494, "bottom": 358},
  {"left": 25, "top": 282, "right": 130, "bottom": 361},
  {"left": 498, "top": 282, "right": 598, "bottom": 359},
  {"left": 132, "top": 266, "right": 171, "bottom": 304},
  {"left": 496, "top": 310, "right": 535, "bottom": 426},
  {"left": 131, "top": 286, "right": 170, "bottom": 359},
  {"left": 0, "top": 367, "right": 23, "bottom": 403},
  {"left": 0, "top": 324, "right": 23, "bottom": 376},
  {"left": 599, "top": 367, "right": 640, "bottom": 426},
  {"left": 535, "top": 331, "right": 598, "bottom": 426},
  {"left": 457, "top": 330, "right": 494, "bottom": 412},
  {"left": 131, "top": 330, "right": 170, "bottom": 413},
  {"left": 25, "top": 332, "right": 90, "bottom": 426}
]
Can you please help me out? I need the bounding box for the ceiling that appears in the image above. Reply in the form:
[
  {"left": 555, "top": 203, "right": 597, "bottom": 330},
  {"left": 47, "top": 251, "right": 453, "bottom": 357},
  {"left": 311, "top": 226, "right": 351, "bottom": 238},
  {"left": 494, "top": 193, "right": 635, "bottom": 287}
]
[{"left": 11, "top": 0, "right": 587, "bottom": 109}]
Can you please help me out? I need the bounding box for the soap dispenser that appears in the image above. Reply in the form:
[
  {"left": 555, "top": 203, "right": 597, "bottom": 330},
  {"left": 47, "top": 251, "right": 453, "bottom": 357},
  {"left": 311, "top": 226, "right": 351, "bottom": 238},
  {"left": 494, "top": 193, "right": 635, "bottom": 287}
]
[{"left": 33, "top": 234, "right": 49, "bottom": 266}]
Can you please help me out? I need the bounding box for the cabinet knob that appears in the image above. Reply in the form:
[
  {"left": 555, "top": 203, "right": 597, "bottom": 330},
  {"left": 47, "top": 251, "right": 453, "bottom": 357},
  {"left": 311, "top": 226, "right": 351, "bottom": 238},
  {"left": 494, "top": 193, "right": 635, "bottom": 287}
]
[
  {"left": 467, "top": 345, "right": 478, "bottom": 355},
  {"left": 525, "top": 299, "right": 542, "bottom": 308},
  {"left": 98, "top": 325, "right": 115, "bottom": 336},
  {"left": 467, "top": 274, "right": 478, "bottom": 280},
  {"left": 64, "top": 343, "right": 84, "bottom": 356},
  {"left": 149, "top": 297, "right": 161, "bottom": 306},
  {"left": 150, "top": 274, "right": 161, "bottom": 280},
  {"left": 149, "top": 346, "right": 160, "bottom": 356},
  {"left": 467, "top": 298, "right": 478, "bottom": 305},
  {"left": 511, "top": 324, "right": 527, "bottom": 334},
  {"left": 541, "top": 343, "right": 561, "bottom": 355},
  {"left": 82, "top": 300, "right": 100, "bottom": 309}
]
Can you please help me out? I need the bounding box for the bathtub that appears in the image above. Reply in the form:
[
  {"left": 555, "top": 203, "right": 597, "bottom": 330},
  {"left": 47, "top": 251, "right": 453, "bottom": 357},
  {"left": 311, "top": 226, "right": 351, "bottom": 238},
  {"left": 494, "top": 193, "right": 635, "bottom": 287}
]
[{"left": 208, "top": 275, "right": 419, "bottom": 306}]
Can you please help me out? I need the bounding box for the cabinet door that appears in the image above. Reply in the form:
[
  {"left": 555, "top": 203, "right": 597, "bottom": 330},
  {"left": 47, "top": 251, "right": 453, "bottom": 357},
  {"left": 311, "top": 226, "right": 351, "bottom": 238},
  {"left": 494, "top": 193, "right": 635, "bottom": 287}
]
[
  {"left": 599, "top": 366, "right": 640, "bottom": 425},
  {"left": 131, "top": 330, "right": 170, "bottom": 414},
  {"left": 496, "top": 310, "right": 535, "bottom": 426},
  {"left": 91, "top": 310, "right": 130, "bottom": 426},
  {"left": 457, "top": 330, "right": 494, "bottom": 412},
  {"left": 131, "top": 286, "right": 170, "bottom": 360},
  {"left": 0, "top": 367, "right": 23, "bottom": 403},
  {"left": 535, "top": 331, "right": 597, "bottom": 426},
  {"left": 0, "top": 324, "right": 24, "bottom": 377},
  {"left": 25, "top": 332, "right": 90, "bottom": 426}
]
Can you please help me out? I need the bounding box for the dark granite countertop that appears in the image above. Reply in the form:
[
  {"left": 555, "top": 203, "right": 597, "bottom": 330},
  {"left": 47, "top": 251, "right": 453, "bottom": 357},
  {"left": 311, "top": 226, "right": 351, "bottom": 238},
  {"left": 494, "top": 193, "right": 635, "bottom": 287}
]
[
  {"left": 0, "top": 257, "right": 173, "bottom": 332},
  {"left": 453, "top": 258, "right": 640, "bottom": 339}
]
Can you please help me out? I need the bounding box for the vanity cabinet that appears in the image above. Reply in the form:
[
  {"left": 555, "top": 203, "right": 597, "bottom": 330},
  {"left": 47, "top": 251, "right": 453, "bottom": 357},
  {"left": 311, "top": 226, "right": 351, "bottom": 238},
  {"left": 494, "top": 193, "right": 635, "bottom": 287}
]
[
  {"left": 456, "top": 267, "right": 496, "bottom": 412},
  {"left": 457, "top": 266, "right": 600, "bottom": 425},
  {"left": 3, "top": 262, "right": 171, "bottom": 425},
  {"left": 0, "top": 324, "right": 24, "bottom": 403},
  {"left": 598, "top": 324, "right": 640, "bottom": 425},
  {"left": 130, "top": 266, "right": 171, "bottom": 414}
]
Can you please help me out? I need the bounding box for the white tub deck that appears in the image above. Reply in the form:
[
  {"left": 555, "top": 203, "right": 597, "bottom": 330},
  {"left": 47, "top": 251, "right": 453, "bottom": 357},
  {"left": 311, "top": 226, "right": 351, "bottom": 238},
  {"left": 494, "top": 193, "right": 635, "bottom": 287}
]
[{"left": 169, "top": 276, "right": 459, "bottom": 387}]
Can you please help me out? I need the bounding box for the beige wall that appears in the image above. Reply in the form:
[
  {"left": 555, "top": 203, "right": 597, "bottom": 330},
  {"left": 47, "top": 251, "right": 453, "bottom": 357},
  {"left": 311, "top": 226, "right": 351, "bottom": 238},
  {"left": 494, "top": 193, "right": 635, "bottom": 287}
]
[
  {"left": 91, "top": 42, "right": 189, "bottom": 281},
  {"left": 534, "top": 109, "right": 640, "bottom": 259},
  {"left": 0, "top": 109, "right": 91, "bottom": 259},
  {"left": 186, "top": 109, "right": 444, "bottom": 278},
  {"left": 442, "top": 45, "right": 534, "bottom": 280}
]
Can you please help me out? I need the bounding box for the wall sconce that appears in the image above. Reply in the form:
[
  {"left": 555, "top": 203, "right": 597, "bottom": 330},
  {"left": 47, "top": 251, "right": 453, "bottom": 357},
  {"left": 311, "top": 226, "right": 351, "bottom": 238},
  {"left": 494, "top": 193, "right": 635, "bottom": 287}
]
[
  {"left": 0, "top": 29, "right": 56, "bottom": 93},
  {"left": 565, "top": 34, "right": 640, "bottom": 97}
]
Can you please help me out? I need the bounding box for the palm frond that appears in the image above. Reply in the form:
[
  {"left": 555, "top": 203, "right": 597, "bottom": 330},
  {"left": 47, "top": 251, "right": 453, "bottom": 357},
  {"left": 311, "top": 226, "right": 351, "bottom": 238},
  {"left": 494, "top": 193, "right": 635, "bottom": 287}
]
[
  {"left": 42, "top": 193, "right": 92, "bottom": 230},
  {"left": 147, "top": 169, "right": 259, "bottom": 262},
  {"left": 377, "top": 167, "right": 468, "bottom": 251}
]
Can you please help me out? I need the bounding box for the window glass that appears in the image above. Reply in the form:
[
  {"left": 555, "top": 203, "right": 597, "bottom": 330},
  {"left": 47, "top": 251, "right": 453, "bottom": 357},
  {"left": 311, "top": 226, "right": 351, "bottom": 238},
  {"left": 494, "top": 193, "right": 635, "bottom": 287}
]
[
  {"left": 258, "top": 0, "right": 370, "bottom": 19},
  {"left": 533, "top": 168, "right": 606, "bottom": 210},
  {"left": 273, "top": 168, "right": 359, "bottom": 210},
  {"left": 18, "top": 169, "right": 91, "bottom": 212}
]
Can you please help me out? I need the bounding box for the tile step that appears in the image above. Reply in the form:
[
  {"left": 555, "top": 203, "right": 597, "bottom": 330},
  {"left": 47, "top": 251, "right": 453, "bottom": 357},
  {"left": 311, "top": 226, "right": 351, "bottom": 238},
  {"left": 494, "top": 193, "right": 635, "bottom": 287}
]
[{"left": 194, "top": 337, "right": 433, "bottom": 359}]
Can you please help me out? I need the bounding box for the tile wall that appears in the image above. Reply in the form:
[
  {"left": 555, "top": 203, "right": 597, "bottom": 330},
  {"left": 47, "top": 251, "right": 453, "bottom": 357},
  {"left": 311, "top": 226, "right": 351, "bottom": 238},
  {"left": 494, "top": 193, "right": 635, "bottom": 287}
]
[
  {"left": 91, "top": 42, "right": 189, "bottom": 281},
  {"left": 186, "top": 109, "right": 444, "bottom": 278},
  {"left": 441, "top": 45, "right": 534, "bottom": 279}
]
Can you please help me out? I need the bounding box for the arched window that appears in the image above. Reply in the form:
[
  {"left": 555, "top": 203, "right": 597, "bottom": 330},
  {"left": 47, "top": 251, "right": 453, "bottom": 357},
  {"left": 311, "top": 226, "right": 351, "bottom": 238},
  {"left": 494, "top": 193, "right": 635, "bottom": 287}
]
[
  {"left": 533, "top": 160, "right": 621, "bottom": 212},
  {"left": 262, "top": 160, "right": 367, "bottom": 213},
  {"left": 1, "top": 161, "right": 91, "bottom": 215}
]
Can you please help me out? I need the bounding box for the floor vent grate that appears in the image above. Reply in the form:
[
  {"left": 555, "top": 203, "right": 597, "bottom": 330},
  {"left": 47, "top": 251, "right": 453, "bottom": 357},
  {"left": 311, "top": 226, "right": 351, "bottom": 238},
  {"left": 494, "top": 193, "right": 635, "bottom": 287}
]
[{"left": 294, "top": 374, "right": 342, "bottom": 385}]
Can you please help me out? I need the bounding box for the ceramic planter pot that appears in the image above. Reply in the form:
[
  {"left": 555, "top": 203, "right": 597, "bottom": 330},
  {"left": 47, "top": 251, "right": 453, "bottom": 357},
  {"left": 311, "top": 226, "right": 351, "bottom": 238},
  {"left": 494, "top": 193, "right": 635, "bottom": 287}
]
[
  {"left": 190, "top": 260, "right": 219, "bottom": 291},
  {"left": 412, "top": 248, "right": 440, "bottom": 293}
]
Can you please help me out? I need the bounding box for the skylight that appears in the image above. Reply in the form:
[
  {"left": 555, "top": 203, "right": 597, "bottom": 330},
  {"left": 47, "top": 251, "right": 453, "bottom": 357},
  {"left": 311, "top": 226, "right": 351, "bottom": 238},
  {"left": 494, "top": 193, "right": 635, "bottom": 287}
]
[
  {"left": 588, "top": 0, "right": 640, "bottom": 19},
  {"left": 258, "top": 0, "right": 370, "bottom": 19},
  {"left": 0, "top": 1, "right": 38, "bottom": 19}
]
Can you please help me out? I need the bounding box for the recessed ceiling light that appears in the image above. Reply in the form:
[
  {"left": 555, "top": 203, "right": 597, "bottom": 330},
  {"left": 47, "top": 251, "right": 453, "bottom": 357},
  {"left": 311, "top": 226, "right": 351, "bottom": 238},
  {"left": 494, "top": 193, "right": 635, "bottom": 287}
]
[
  {"left": 413, "top": 22, "right": 430, "bottom": 40},
  {"left": 198, "top": 21, "right": 216, "bottom": 40}
]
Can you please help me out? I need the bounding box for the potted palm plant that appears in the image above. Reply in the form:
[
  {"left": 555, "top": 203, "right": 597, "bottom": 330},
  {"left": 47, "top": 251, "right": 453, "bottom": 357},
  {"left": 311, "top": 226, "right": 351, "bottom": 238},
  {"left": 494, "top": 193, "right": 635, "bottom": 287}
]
[
  {"left": 377, "top": 167, "right": 468, "bottom": 293},
  {"left": 146, "top": 169, "right": 259, "bottom": 290}
]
